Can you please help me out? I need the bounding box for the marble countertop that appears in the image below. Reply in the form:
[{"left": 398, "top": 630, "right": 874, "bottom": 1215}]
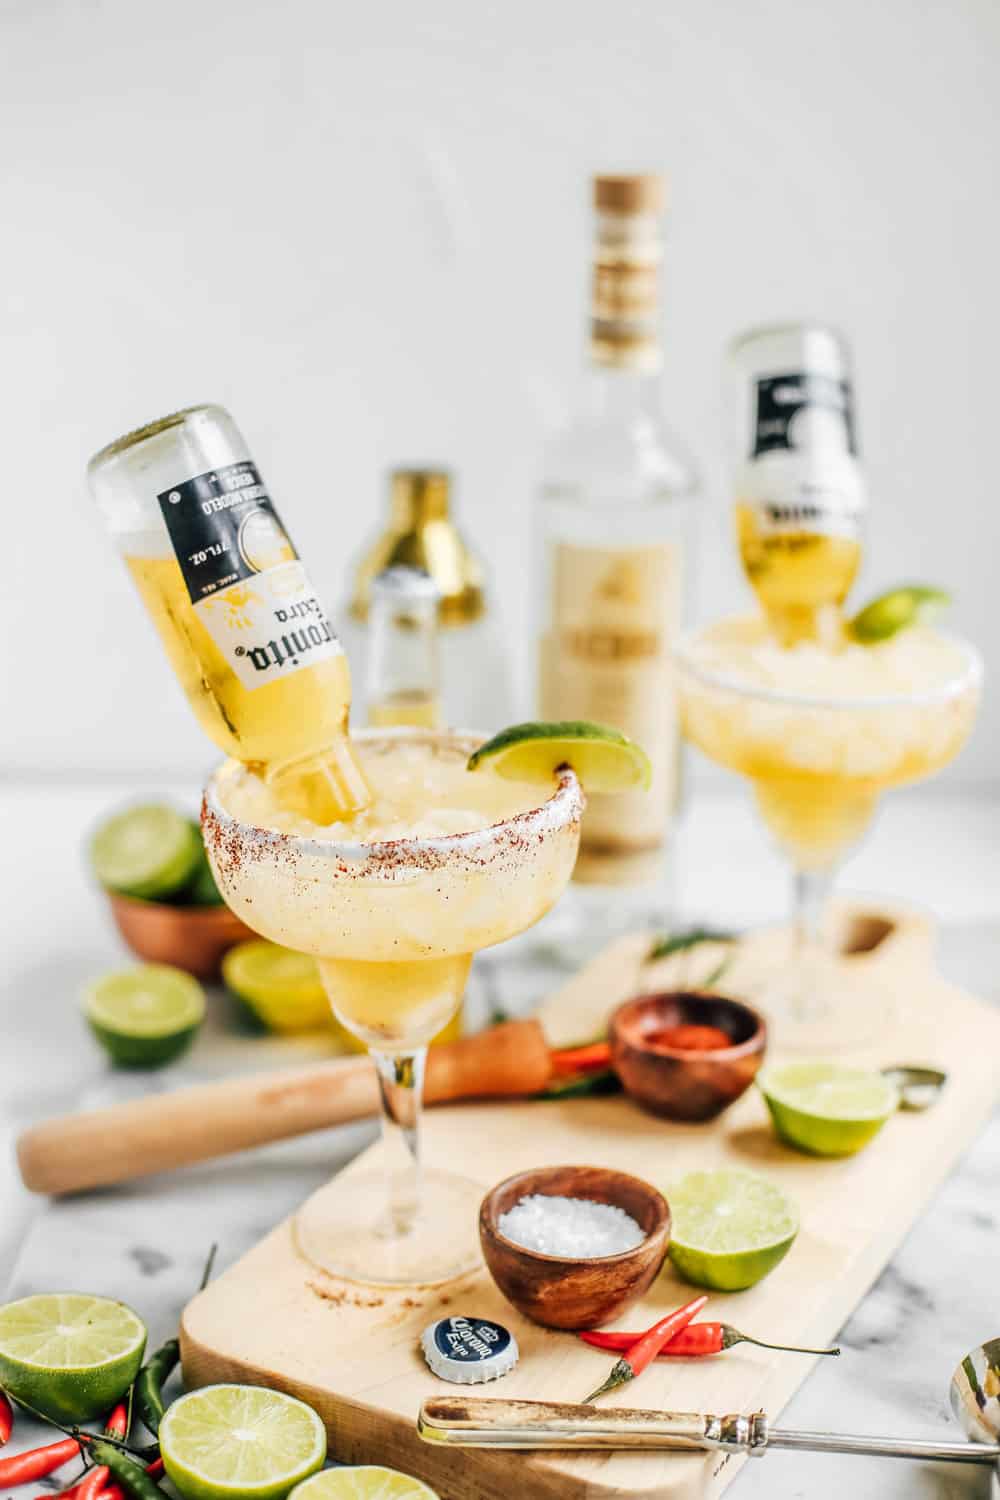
[{"left": 2, "top": 779, "right": 999, "bottom": 1499}]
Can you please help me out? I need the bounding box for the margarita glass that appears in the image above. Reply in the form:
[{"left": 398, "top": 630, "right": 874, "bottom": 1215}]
[
  {"left": 203, "top": 728, "right": 583, "bottom": 1285},
  {"left": 677, "top": 618, "right": 981, "bottom": 1044}
]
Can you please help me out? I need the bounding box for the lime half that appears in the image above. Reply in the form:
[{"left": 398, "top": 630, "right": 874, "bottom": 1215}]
[
  {"left": 222, "top": 941, "right": 330, "bottom": 1034},
  {"left": 0, "top": 1294, "right": 146, "bottom": 1424},
  {"left": 160, "top": 1384, "right": 327, "bottom": 1500},
  {"left": 85, "top": 964, "right": 205, "bottom": 1068},
  {"left": 90, "top": 804, "right": 202, "bottom": 899},
  {"left": 760, "top": 1061, "right": 898, "bottom": 1157},
  {"left": 848, "top": 585, "right": 951, "bottom": 643},
  {"left": 290, "top": 1469, "right": 440, "bottom": 1500},
  {"left": 467, "top": 720, "right": 651, "bottom": 792},
  {"left": 666, "top": 1169, "right": 799, "bottom": 1291}
]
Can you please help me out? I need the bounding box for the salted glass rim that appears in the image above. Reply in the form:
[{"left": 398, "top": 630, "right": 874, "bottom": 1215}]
[
  {"left": 202, "top": 725, "right": 584, "bottom": 865},
  {"left": 674, "top": 623, "right": 984, "bottom": 712}
]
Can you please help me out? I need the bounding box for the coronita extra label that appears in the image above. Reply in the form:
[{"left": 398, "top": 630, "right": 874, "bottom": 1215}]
[
  {"left": 157, "top": 460, "right": 342, "bottom": 689},
  {"left": 752, "top": 371, "right": 857, "bottom": 459},
  {"left": 743, "top": 371, "right": 865, "bottom": 540}
]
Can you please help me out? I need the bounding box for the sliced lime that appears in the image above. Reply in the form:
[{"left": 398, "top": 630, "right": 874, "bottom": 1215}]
[
  {"left": 291, "top": 1468, "right": 440, "bottom": 1500},
  {"left": 467, "top": 720, "right": 651, "bottom": 792},
  {"left": 84, "top": 964, "right": 205, "bottom": 1068},
  {"left": 666, "top": 1168, "right": 799, "bottom": 1291},
  {"left": 159, "top": 1384, "right": 327, "bottom": 1500},
  {"left": 222, "top": 941, "right": 330, "bottom": 1034},
  {"left": 90, "top": 804, "right": 202, "bottom": 899},
  {"left": 848, "top": 585, "right": 951, "bottom": 643},
  {"left": 759, "top": 1061, "right": 898, "bottom": 1157},
  {"left": 0, "top": 1294, "right": 146, "bottom": 1424}
]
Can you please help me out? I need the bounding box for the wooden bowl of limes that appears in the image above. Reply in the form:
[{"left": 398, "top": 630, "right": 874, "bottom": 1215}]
[{"left": 91, "top": 803, "right": 252, "bottom": 980}]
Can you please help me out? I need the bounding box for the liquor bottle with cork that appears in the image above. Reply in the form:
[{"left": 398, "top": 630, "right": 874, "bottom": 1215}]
[
  {"left": 535, "top": 173, "right": 698, "bottom": 940},
  {"left": 88, "top": 404, "right": 370, "bottom": 823},
  {"left": 346, "top": 468, "right": 513, "bottom": 732},
  {"left": 730, "top": 324, "right": 866, "bottom": 647}
]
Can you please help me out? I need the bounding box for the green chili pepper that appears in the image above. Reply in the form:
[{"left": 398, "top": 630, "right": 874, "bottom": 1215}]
[
  {"left": 89, "top": 1439, "right": 166, "bottom": 1499},
  {"left": 134, "top": 1338, "right": 179, "bottom": 1437}
]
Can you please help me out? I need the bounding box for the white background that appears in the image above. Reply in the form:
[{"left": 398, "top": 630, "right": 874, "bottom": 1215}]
[{"left": 1, "top": 0, "right": 997, "bottom": 784}]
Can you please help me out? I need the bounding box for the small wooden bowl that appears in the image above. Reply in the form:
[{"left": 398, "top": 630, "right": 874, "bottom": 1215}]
[
  {"left": 479, "top": 1165, "right": 671, "bottom": 1330},
  {"left": 610, "top": 991, "right": 767, "bottom": 1122},
  {"left": 107, "top": 892, "right": 253, "bottom": 980}
]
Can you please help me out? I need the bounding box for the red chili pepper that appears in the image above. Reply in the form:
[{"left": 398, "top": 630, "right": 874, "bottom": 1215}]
[
  {"left": 0, "top": 1389, "right": 12, "bottom": 1445},
  {"left": 95, "top": 1486, "right": 125, "bottom": 1500},
  {"left": 550, "top": 1041, "right": 612, "bottom": 1076},
  {"left": 0, "top": 1435, "right": 82, "bottom": 1485},
  {"left": 579, "top": 1322, "right": 840, "bottom": 1358},
  {"left": 581, "top": 1294, "right": 707, "bottom": 1402},
  {"left": 145, "top": 1457, "right": 165, "bottom": 1479},
  {"left": 103, "top": 1404, "right": 129, "bottom": 1441},
  {"left": 75, "top": 1467, "right": 111, "bottom": 1500}
]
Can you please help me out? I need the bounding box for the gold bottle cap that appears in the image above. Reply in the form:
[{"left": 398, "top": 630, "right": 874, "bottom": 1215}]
[{"left": 593, "top": 173, "right": 667, "bottom": 216}]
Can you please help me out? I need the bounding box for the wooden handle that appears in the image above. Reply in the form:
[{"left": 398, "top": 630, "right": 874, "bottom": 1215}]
[
  {"left": 17, "top": 1020, "right": 551, "bottom": 1198},
  {"left": 419, "top": 1396, "right": 712, "bottom": 1450}
]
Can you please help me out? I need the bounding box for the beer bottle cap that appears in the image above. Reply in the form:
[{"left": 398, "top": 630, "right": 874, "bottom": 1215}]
[{"left": 420, "top": 1315, "right": 519, "bottom": 1384}]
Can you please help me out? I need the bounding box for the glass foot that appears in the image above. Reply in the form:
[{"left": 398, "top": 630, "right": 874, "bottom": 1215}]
[
  {"left": 759, "top": 961, "right": 894, "bottom": 1053},
  {"left": 293, "top": 1169, "right": 484, "bottom": 1286}
]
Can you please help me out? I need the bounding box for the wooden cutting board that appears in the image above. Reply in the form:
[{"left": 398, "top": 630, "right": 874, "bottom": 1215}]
[{"left": 181, "top": 907, "right": 1000, "bottom": 1499}]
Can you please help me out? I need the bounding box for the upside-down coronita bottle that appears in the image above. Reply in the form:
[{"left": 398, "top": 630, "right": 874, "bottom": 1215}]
[
  {"left": 88, "top": 404, "right": 370, "bottom": 822},
  {"left": 730, "top": 324, "right": 866, "bottom": 647}
]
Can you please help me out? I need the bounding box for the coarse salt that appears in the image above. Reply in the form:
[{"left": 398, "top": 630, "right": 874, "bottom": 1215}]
[{"left": 497, "top": 1194, "right": 645, "bottom": 1258}]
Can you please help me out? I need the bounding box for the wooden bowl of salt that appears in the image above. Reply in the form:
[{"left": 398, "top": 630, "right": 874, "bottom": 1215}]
[{"left": 479, "top": 1164, "right": 671, "bottom": 1330}]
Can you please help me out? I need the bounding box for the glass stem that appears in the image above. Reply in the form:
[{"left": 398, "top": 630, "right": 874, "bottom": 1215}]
[
  {"left": 372, "top": 1047, "right": 426, "bottom": 1238},
  {"left": 791, "top": 866, "right": 837, "bottom": 1022}
]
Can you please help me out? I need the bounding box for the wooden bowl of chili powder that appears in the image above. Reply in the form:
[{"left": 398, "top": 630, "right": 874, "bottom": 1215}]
[{"left": 610, "top": 991, "right": 767, "bottom": 1122}]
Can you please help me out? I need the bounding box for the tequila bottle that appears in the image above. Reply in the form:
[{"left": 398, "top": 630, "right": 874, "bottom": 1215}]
[
  {"left": 89, "top": 404, "right": 369, "bottom": 822},
  {"left": 535, "top": 173, "right": 698, "bottom": 939},
  {"left": 730, "top": 324, "right": 866, "bottom": 646}
]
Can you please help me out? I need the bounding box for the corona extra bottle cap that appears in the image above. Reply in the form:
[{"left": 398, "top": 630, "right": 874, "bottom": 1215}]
[{"left": 420, "top": 1315, "right": 519, "bottom": 1384}]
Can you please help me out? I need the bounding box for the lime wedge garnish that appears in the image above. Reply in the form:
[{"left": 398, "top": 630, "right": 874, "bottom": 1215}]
[
  {"left": 467, "top": 720, "right": 651, "bottom": 792},
  {"left": 90, "top": 803, "right": 202, "bottom": 899},
  {"left": 848, "top": 585, "right": 951, "bottom": 643},
  {"left": 759, "top": 1061, "right": 898, "bottom": 1157},
  {"left": 290, "top": 1468, "right": 441, "bottom": 1500},
  {"left": 84, "top": 964, "right": 205, "bottom": 1068},
  {"left": 0, "top": 1294, "right": 146, "bottom": 1424},
  {"left": 222, "top": 940, "right": 331, "bottom": 1034},
  {"left": 159, "top": 1384, "right": 327, "bottom": 1500},
  {"left": 666, "top": 1168, "right": 799, "bottom": 1291}
]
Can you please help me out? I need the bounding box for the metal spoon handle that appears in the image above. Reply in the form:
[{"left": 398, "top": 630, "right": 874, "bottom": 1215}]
[{"left": 769, "top": 1427, "right": 1000, "bottom": 1465}]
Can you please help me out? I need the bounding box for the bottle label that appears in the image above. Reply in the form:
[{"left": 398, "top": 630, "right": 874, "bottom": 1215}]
[
  {"left": 741, "top": 478, "right": 864, "bottom": 540},
  {"left": 157, "top": 460, "right": 342, "bottom": 689},
  {"left": 746, "top": 372, "right": 864, "bottom": 540},
  {"left": 540, "top": 541, "right": 681, "bottom": 884},
  {"left": 753, "top": 371, "right": 857, "bottom": 458}
]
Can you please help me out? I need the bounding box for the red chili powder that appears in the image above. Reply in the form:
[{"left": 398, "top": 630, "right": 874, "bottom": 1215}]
[{"left": 646, "top": 1023, "right": 733, "bottom": 1052}]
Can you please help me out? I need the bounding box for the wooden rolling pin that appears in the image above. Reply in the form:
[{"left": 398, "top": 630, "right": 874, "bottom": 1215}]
[{"left": 17, "top": 1020, "right": 552, "bottom": 1198}]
